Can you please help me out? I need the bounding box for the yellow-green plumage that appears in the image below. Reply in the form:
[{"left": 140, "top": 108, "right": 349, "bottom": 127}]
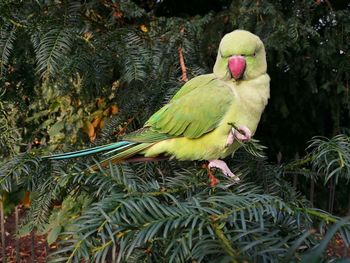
[{"left": 140, "top": 74, "right": 269, "bottom": 160}]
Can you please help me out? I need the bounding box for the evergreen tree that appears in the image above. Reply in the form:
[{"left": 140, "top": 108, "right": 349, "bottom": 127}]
[{"left": 1, "top": 0, "right": 350, "bottom": 261}]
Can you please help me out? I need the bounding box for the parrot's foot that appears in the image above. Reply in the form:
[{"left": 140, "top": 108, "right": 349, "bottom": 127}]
[
  {"left": 208, "top": 168, "right": 220, "bottom": 187},
  {"left": 208, "top": 159, "right": 240, "bottom": 182},
  {"left": 203, "top": 163, "right": 220, "bottom": 186},
  {"left": 226, "top": 125, "right": 252, "bottom": 146},
  {"left": 234, "top": 125, "right": 252, "bottom": 141}
]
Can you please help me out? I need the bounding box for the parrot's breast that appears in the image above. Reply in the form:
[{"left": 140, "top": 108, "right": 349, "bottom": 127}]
[
  {"left": 223, "top": 74, "right": 270, "bottom": 132},
  {"left": 219, "top": 74, "right": 270, "bottom": 157}
]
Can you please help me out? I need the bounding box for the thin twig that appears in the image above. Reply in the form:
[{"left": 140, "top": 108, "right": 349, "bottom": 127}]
[
  {"left": 117, "top": 117, "right": 135, "bottom": 136},
  {"left": 178, "top": 47, "right": 188, "bottom": 82},
  {"left": 212, "top": 222, "right": 239, "bottom": 262}
]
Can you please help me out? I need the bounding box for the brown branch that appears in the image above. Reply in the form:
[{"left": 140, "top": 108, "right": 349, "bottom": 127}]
[
  {"left": 315, "top": 0, "right": 333, "bottom": 11},
  {"left": 178, "top": 47, "right": 188, "bottom": 82},
  {"left": 324, "top": 0, "right": 333, "bottom": 11},
  {"left": 124, "top": 155, "right": 169, "bottom": 163},
  {"left": 116, "top": 116, "right": 135, "bottom": 136}
]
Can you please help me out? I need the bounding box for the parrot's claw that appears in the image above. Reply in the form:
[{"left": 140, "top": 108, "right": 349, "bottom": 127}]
[
  {"left": 234, "top": 125, "right": 252, "bottom": 142},
  {"left": 226, "top": 125, "right": 252, "bottom": 146},
  {"left": 226, "top": 129, "right": 235, "bottom": 146},
  {"left": 208, "top": 159, "right": 240, "bottom": 182}
]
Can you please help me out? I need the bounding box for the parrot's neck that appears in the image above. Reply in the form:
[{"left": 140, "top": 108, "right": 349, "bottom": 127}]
[{"left": 233, "top": 74, "right": 270, "bottom": 107}]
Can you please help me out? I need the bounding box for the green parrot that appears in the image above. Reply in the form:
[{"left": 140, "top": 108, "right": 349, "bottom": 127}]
[{"left": 46, "top": 30, "right": 270, "bottom": 184}]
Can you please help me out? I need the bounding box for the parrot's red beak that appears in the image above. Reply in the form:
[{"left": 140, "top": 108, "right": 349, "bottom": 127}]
[{"left": 228, "top": 55, "right": 246, "bottom": 80}]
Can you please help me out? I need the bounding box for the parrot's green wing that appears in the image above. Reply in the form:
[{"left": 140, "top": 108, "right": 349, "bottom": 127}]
[
  {"left": 123, "top": 127, "right": 172, "bottom": 143},
  {"left": 125, "top": 76, "right": 234, "bottom": 142},
  {"left": 170, "top": 74, "right": 215, "bottom": 101}
]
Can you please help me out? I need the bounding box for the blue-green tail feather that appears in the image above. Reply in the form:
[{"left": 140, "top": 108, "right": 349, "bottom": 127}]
[{"left": 44, "top": 141, "right": 135, "bottom": 160}]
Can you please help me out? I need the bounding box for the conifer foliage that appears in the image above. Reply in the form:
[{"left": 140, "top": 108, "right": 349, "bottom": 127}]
[{"left": 1, "top": 0, "right": 350, "bottom": 262}]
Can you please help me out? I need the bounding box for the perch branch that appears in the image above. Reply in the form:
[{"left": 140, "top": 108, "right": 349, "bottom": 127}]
[{"left": 178, "top": 47, "right": 188, "bottom": 82}]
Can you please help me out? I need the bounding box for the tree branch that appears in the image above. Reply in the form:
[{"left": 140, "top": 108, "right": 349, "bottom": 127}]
[{"left": 177, "top": 47, "right": 188, "bottom": 82}]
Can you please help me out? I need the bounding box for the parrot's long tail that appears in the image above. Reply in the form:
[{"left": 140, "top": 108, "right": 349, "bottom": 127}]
[{"left": 43, "top": 141, "right": 154, "bottom": 165}]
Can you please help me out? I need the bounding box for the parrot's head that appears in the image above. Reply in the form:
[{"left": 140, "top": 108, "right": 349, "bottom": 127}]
[{"left": 213, "top": 30, "right": 267, "bottom": 81}]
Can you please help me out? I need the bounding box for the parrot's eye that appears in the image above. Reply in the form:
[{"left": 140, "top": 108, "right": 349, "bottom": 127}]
[{"left": 253, "top": 52, "right": 256, "bottom": 57}]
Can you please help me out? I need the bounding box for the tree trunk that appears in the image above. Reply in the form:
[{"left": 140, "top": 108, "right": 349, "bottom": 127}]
[
  {"left": 15, "top": 206, "right": 20, "bottom": 263},
  {"left": 310, "top": 179, "right": 315, "bottom": 206},
  {"left": 0, "top": 199, "right": 6, "bottom": 263},
  {"left": 328, "top": 177, "right": 335, "bottom": 213},
  {"left": 31, "top": 230, "right": 35, "bottom": 262},
  {"left": 293, "top": 152, "right": 299, "bottom": 189},
  {"left": 46, "top": 241, "right": 50, "bottom": 262},
  {"left": 293, "top": 174, "right": 298, "bottom": 189},
  {"left": 347, "top": 187, "right": 350, "bottom": 216}
]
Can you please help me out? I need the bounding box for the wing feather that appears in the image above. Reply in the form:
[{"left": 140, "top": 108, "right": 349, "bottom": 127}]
[
  {"left": 145, "top": 78, "right": 234, "bottom": 139},
  {"left": 125, "top": 75, "right": 235, "bottom": 142}
]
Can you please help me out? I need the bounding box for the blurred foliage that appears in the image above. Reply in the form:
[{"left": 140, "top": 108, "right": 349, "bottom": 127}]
[
  {"left": 0, "top": 88, "right": 21, "bottom": 157},
  {"left": 1, "top": 0, "right": 350, "bottom": 262}
]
